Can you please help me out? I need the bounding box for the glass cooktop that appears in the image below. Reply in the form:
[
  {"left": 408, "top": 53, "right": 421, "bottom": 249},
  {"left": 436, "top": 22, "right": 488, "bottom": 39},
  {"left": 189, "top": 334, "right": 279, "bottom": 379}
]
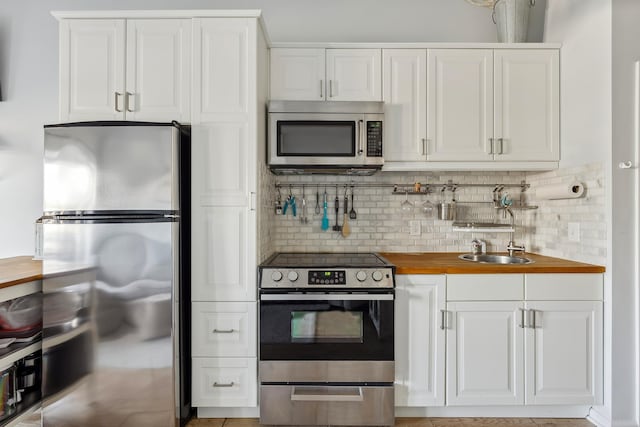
[{"left": 261, "top": 252, "right": 392, "bottom": 268}]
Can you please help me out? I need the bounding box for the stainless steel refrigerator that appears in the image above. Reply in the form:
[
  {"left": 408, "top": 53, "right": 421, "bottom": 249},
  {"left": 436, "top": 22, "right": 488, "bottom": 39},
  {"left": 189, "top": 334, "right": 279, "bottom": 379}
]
[{"left": 40, "top": 121, "right": 191, "bottom": 427}]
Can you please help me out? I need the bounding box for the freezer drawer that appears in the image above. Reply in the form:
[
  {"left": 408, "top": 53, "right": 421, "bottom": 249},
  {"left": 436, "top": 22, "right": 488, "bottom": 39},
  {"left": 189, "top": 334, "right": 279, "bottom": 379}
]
[
  {"left": 44, "top": 122, "right": 180, "bottom": 212},
  {"left": 259, "top": 384, "right": 394, "bottom": 426}
]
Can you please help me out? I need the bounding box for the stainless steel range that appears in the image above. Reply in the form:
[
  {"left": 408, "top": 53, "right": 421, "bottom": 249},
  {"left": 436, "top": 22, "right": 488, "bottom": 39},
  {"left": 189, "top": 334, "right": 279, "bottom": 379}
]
[{"left": 258, "top": 252, "right": 395, "bottom": 427}]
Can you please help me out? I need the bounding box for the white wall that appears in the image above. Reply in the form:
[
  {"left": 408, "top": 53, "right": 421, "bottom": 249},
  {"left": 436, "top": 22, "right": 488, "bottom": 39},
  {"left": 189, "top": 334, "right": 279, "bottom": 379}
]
[
  {"left": 545, "top": 1, "right": 640, "bottom": 427},
  {"left": 543, "top": 0, "right": 611, "bottom": 168},
  {"left": 0, "top": 0, "right": 546, "bottom": 258},
  {"left": 611, "top": 1, "right": 640, "bottom": 425}
]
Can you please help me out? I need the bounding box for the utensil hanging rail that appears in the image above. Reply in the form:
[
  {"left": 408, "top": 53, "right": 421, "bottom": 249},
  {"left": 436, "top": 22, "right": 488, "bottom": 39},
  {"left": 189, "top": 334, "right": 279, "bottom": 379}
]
[{"left": 274, "top": 180, "right": 530, "bottom": 193}]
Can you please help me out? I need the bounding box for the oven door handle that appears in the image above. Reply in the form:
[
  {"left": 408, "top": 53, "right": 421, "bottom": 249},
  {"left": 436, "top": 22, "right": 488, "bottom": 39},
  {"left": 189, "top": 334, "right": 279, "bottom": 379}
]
[
  {"left": 291, "top": 386, "right": 364, "bottom": 402},
  {"left": 260, "top": 294, "right": 394, "bottom": 301}
]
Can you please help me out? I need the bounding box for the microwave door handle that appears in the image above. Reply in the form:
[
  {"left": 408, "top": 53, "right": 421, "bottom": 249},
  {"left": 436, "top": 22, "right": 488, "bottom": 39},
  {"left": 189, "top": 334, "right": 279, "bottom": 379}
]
[{"left": 358, "top": 120, "right": 364, "bottom": 156}]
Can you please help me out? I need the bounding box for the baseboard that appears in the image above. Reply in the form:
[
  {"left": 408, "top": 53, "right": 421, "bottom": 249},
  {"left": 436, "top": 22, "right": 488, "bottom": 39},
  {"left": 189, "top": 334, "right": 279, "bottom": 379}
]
[
  {"left": 396, "top": 405, "right": 592, "bottom": 418},
  {"left": 196, "top": 407, "right": 259, "bottom": 418},
  {"left": 587, "top": 407, "right": 611, "bottom": 427}
]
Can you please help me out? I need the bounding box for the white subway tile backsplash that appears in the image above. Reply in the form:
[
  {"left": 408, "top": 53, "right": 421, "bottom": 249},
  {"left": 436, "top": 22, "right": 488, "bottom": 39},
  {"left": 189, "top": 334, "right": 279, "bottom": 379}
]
[{"left": 258, "top": 164, "right": 606, "bottom": 267}]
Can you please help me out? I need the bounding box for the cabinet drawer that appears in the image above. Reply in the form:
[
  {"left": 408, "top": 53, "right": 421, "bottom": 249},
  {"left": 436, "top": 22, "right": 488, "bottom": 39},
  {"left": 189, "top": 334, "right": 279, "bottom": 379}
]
[
  {"left": 192, "top": 302, "right": 256, "bottom": 357},
  {"left": 260, "top": 385, "right": 394, "bottom": 426},
  {"left": 447, "top": 274, "right": 524, "bottom": 301},
  {"left": 192, "top": 357, "right": 257, "bottom": 407},
  {"left": 525, "top": 274, "right": 603, "bottom": 301}
]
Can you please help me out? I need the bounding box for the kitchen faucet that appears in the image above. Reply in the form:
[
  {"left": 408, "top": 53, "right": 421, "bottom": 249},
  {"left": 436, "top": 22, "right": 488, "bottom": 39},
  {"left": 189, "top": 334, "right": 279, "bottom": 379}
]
[{"left": 501, "top": 206, "right": 526, "bottom": 256}]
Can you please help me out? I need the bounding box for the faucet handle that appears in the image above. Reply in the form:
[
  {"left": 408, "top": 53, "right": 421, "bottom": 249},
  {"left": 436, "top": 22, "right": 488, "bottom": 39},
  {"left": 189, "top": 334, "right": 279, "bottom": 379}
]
[{"left": 471, "top": 239, "right": 487, "bottom": 255}]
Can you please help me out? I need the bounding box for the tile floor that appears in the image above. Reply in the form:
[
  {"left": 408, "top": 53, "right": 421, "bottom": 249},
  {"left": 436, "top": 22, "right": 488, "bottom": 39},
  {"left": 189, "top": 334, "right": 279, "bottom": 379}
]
[{"left": 186, "top": 418, "right": 594, "bottom": 427}]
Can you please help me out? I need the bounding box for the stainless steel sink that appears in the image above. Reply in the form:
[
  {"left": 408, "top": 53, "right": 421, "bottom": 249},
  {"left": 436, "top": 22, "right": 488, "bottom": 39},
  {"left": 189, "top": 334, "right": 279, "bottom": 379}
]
[{"left": 458, "top": 253, "right": 534, "bottom": 265}]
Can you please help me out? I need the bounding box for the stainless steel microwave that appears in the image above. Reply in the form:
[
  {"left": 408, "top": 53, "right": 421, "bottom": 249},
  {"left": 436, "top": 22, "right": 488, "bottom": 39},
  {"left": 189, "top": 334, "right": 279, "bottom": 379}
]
[{"left": 268, "top": 101, "right": 384, "bottom": 175}]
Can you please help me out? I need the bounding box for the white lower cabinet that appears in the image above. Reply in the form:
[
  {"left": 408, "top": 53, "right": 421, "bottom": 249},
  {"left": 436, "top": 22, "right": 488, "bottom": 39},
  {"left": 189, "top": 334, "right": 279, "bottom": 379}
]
[
  {"left": 525, "top": 300, "right": 603, "bottom": 405},
  {"left": 192, "top": 302, "right": 257, "bottom": 357},
  {"left": 394, "top": 275, "right": 445, "bottom": 406},
  {"left": 445, "top": 301, "right": 524, "bottom": 406},
  {"left": 192, "top": 357, "right": 257, "bottom": 407},
  {"left": 444, "top": 273, "right": 603, "bottom": 407}
]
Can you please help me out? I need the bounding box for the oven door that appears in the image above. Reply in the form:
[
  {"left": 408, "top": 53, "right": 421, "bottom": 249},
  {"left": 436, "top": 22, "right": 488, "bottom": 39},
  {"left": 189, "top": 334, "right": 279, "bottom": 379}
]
[
  {"left": 259, "top": 291, "right": 394, "bottom": 361},
  {"left": 269, "top": 113, "right": 366, "bottom": 167}
]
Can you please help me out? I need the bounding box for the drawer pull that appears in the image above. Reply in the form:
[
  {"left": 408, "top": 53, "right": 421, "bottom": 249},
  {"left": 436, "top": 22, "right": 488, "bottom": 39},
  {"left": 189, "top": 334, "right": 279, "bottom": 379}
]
[
  {"left": 213, "top": 381, "right": 235, "bottom": 388},
  {"left": 213, "top": 328, "right": 235, "bottom": 333},
  {"left": 291, "top": 386, "right": 363, "bottom": 402}
]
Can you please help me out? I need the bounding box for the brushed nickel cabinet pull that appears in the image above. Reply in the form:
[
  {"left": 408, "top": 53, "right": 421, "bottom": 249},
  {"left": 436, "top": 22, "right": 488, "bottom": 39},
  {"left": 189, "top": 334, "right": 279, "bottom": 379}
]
[
  {"left": 530, "top": 309, "right": 537, "bottom": 329},
  {"left": 488, "top": 138, "right": 495, "bottom": 155},
  {"left": 499, "top": 138, "right": 504, "bottom": 154},
  {"left": 125, "top": 92, "right": 134, "bottom": 112},
  {"left": 320, "top": 80, "right": 323, "bottom": 98},
  {"left": 440, "top": 310, "right": 447, "bottom": 330},
  {"left": 422, "top": 138, "right": 427, "bottom": 156},
  {"left": 358, "top": 120, "right": 364, "bottom": 155},
  {"left": 213, "top": 382, "right": 235, "bottom": 388},
  {"left": 115, "top": 92, "right": 123, "bottom": 112},
  {"left": 329, "top": 80, "right": 334, "bottom": 98},
  {"left": 213, "top": 328, "right": 235, "bottom": 333},
  {"left": 518, "top": 308, "right": 526, "bottom": 328}
]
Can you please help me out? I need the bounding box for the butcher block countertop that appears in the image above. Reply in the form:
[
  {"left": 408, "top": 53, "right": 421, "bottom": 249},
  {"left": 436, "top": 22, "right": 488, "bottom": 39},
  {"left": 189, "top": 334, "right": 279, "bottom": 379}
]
[
  {"left": 379, "top": 252, "right": 606, "bottom": 275},
  {"left": 0, "top": 256, "right": 42, "bottom": 289}
]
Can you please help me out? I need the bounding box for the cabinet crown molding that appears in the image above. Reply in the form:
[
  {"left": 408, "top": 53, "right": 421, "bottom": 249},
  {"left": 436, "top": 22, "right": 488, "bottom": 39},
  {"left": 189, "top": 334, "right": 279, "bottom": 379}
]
[{"left": 51, "top": 9, "right": 263, "bottom": 19}]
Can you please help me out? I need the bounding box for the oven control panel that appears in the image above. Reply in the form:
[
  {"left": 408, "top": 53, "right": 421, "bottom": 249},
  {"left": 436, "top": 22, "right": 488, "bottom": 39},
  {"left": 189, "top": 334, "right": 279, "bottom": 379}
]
[
  {"left": 309, "top": 270, "right": 345, "bottom": 285},
  {"left": 260, "top": 268, "right": 394, "bottom": 289}
]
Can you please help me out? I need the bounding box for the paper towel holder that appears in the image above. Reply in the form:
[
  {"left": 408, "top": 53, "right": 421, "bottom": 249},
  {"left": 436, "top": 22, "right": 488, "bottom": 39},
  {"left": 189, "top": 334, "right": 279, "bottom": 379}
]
[{"left": 618, "top": 160, "right": 634, "bottom": 169}]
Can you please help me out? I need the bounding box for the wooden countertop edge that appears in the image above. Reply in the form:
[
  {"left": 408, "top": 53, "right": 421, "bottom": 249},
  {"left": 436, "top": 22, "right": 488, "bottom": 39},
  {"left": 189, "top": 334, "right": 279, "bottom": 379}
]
[
  {"left": 0, "top": 256, "right": 43, "bottom": 290},
  {"left": 0, "top": 274, "right": 44, "bottom": 290},
  {"left": 394, "top": 265, "right": 606, "bottom": 274},
  {"left": 380, "top": 252, "right": 606, "bottom": 275}
]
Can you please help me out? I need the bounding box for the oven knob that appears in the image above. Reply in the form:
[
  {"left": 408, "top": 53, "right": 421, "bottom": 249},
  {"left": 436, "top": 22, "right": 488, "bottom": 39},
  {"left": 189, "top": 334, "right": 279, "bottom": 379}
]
[
  {"left": 271, "top": 271, "right": 283, "bottom": 282},
  {"left": 356, "top": 271, "right": 367, "bottom": 282},
  {"left": 372, "top": 270, "right": 384, "bottom": 282},
  {"left": 287, "top": 271, "right": 299, "bottom": 282}
]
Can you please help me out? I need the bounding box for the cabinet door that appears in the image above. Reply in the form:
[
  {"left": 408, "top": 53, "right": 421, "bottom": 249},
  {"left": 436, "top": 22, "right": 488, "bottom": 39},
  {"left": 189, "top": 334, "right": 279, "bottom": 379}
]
[
  {"left": 525, "top": 301, "right": 603, "bottom": 405},
  {"left": 446, "top": 301, "right": 524, "bottom": 406},
  {"left": 395, "top": 275, "right": 445, "bottom": 407},
  {"left": 191, "top": 206, "right": 256, "bottom": 302},
  {"left": 382, "top": 49, "right": 428, "bottom": 162},
  {"left": 427, "top": 49, "right": 493, "bottom": 161},
  {"left": 125, "top": 19, "right": 191, "bottom": 122},
  {"left": 270, "top": 48, "right": 325, "bottom": 101},
  {"left": 494, "top": 50, "right": 559, "bottom": 161},
  {"left": 59, "top": 19, "right": 125, "bottom": 121},
  {"left": 326, "top": 49, "right": 382, "bottom": 101},
  {"left": 192, "top": 18, "right": 252, "bottom": 123}
]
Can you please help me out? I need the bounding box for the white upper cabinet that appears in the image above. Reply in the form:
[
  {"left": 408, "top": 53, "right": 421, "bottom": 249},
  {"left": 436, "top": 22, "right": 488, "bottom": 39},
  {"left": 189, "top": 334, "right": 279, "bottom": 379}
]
[
  {"left": 326, "top": 49, "right": 382, "bottom": 101},
  {"left": 125, "top": 19, "right": 191, "bottom": 122},
  {"left": 270, "top": 48, "right": 382, "bottom": 101},
  {"left": 270, "top": 48, "right": 325, "bottom": 100},
  {"left": 59, "top": 18, "right": 191, "bottom": 122},
  {"left": 60, "top": 19, "right": 125, "bottom": 121},
  {"left": 382, "top": 47, "right": 560, "bottom": 170},
  {"left": 383, "top": 49, "right": 427, "bottom": 162},
  {"left": 192, "top": 18, "right": 251, "bottom": 122},
  {"left": 494, "top": 50, "right": 560, "bottom": 161},
  {"left": 427, "top": 49, "right": 494, "bottom": 161}
]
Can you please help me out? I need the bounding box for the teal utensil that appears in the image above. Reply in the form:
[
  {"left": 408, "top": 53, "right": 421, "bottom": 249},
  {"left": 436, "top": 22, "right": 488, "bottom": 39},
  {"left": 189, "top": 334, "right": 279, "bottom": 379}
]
[{"left": 321, "top": 188, "right": 329, "bottom": 231}]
